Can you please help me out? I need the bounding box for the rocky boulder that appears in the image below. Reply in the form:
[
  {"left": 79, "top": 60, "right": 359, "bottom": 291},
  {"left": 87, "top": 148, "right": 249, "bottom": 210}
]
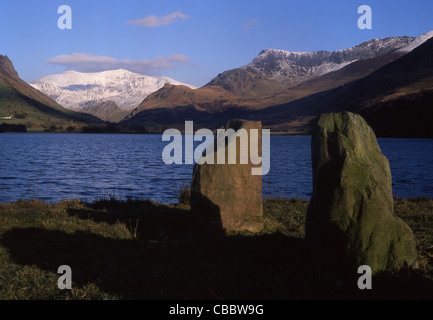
[
  {"left": 306, "top": 112, "right": 417, "bottom": 273},
  {"left": 191, "top": 120, "right": 263, "bottom": 233}
]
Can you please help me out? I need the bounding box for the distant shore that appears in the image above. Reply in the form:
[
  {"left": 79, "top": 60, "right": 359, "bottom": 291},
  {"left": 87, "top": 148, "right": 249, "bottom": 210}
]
[
  {"left": 3, "top": 122, "right": 433, "bottom": 138},
  {"left": 1, "top": 122, "right": 311, "bottom": 136}
]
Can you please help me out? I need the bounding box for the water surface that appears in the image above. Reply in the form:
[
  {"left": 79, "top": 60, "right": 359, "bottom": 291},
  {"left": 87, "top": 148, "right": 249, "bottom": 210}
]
[{"left": 0, "top": 133, "right": 431, "bottom": 203}]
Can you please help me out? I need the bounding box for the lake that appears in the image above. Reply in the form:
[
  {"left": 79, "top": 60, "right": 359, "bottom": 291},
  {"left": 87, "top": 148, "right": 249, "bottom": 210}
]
[{"left": 0, "top": 133, "right": 432, "bottom": 203}]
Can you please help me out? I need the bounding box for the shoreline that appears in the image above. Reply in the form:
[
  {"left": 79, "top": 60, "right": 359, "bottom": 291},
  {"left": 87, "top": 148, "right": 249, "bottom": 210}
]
[
  {"left": 3, "top": 128, "right": 433, "bottom": 139},
  {"left": 2, "top": 195, "right": 433, "bottom": 206}
]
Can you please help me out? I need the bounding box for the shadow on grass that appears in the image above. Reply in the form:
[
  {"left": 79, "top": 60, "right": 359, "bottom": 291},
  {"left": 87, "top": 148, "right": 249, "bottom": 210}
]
[
  {"left": 2, "top": 200, "right": 433, "bottom": 299},
  {"left": 66, "top": 199, "right": 203, "bottom": 240},
  {"left": 3, "top": 227, "right": 308, "bottom": 299}
]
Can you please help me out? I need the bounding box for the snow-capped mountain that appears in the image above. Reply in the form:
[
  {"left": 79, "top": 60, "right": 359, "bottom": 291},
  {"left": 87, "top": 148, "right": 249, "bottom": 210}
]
[
  {"left": 206, "top": 33, "right": 433, "bottom": 96},
  {"left": 30, "top": 69, "right": 196, "bottom": 110},
  {"left": 245, "top": 36, "right": 416, "bottom": 82},
  {"left": 125, "top": 34, "right": 433, "bottom": 138}
]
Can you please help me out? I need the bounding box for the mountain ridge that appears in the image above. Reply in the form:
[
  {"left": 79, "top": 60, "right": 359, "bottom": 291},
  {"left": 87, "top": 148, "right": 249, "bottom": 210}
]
[
  {"left": 205, "top": 36, "right": 418, "bottom": 97},
  {"left": 30, "top": 69, "right": 196, "bottom": 111},
  {"left": 251, "top": 36, "right": 433, "bottom": 137},
  {"left": 122, "top": 31, "right": 433, "bottom": 137}
]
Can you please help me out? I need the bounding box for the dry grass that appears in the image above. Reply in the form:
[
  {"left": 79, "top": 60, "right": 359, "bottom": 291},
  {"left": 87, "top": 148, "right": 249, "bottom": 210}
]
[{"left": 0, "top": 197, "right": 432, "bottom": 300}]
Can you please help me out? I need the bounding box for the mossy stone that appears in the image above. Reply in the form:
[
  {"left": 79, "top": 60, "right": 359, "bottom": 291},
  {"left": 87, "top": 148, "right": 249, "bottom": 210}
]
[{"left": 306, "top": 112, "right": 417, "bottom": 273}]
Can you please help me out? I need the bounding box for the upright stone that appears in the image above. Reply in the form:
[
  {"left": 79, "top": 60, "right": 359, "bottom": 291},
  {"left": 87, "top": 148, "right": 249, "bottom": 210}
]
[
  {"left": 306, "top": 112, "right": 417, "bottom": 273},
  {"left": 191, "top": 120, "right": 263, "bottom": 233}
]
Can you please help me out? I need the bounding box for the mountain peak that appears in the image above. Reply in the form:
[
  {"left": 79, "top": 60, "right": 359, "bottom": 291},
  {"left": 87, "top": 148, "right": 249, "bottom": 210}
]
[
  {"left": 207, "top": 33, "right": 420, "bottom": 98},
  {"left": 258, "top": 49, "right": 311, "bottom": 59},
  {"left": 30, "top": 69, "right": 196, "bottom": 110},
  {"left": 249, "top": 36, "right": 415, "bottom": 77},
  {"left": 256, "top": 36, "right": 415, "bottom": 63},
  {"left": 0, "top": 55, "right": 19, "bottom": 78}
]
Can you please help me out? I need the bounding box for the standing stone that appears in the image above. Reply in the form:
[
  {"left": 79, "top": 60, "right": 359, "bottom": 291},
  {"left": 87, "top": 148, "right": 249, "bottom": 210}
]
[
  {"left": 191, "top": 120, "right": 263, "bottom": 233},
  {"left": 306, "top": 112, "right": 417, "bottom": 273}
]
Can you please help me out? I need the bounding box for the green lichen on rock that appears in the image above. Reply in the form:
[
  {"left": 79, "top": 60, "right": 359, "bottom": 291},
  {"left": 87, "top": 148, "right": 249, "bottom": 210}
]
[
  {"left": 191, "top": 120, "right": 263, "bottom": 233},
  {"left": 306, "top": 112, "right": 417, "bottom": 273}
]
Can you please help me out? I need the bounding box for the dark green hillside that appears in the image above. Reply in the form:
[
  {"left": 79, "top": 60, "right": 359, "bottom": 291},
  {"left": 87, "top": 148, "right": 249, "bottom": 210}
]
[{"left": 0, "top": 55, "right": 102, "bottom": 131}]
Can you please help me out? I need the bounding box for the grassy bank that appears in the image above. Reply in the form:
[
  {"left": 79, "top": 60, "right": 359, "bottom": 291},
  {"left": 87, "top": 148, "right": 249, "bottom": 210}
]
[{"left": 0, "top": 197, "right": 432, "bottom": 300}]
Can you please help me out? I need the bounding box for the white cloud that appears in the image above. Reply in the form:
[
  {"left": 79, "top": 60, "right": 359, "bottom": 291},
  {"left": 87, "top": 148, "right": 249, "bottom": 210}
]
[
  {"left": 243, "top": 18, "right": 259, "bottom": 31},
  {"left": 127, "top": 12, "right": 189, "bottom": 27},
  {"left": 47, "top": 53, "right": 190, "bottom": 75}
]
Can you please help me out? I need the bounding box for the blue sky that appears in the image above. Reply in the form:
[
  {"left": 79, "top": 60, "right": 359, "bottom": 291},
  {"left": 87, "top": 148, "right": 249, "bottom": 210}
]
[{"left": 1, "top": 0, "right": 432, "bottom": 86}]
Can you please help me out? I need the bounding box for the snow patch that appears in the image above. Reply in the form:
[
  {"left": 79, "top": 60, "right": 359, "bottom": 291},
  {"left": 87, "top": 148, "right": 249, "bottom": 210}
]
[
  {"left": 248, "top": 36, "right": 416, "bottom": 84},
  {"left": 398, "top": 30, "right": 433, "bottom": 52}
]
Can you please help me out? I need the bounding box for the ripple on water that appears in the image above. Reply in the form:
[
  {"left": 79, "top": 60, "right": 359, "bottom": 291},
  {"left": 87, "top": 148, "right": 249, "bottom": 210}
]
[{"left": 0, "top": 133, "right": 432, "bottom": 203}]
